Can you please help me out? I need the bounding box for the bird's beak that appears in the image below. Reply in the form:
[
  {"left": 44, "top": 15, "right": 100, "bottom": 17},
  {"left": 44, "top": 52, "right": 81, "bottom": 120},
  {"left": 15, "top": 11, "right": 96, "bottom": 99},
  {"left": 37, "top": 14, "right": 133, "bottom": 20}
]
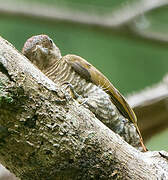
[{"left": 33, "top": 45, "right": 49, "bottom": 55}]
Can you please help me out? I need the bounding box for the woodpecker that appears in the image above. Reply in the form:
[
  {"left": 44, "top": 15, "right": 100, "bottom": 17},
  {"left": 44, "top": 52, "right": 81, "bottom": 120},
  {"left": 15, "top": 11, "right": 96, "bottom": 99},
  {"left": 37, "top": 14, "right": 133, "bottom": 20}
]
[{"left": 22, "top": 34, "right": 147, "bottom": 152}]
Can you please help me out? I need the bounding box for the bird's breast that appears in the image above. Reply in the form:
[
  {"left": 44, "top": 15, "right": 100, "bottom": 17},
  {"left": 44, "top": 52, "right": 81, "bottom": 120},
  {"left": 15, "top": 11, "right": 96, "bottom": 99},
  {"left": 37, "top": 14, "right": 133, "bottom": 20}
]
[{"left": 44, "top": 59, "right": 95, "bottom": 95}]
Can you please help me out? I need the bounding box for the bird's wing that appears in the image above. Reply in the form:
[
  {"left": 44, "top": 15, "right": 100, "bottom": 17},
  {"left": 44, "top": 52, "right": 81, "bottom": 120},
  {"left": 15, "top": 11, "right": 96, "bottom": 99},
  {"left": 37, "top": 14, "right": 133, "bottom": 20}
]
[
  {"left": 63, "top": 54, "right": 148, "bottom": 151},
  {"left": 63, "top": 54, "right": 137, "bottom": 124}
]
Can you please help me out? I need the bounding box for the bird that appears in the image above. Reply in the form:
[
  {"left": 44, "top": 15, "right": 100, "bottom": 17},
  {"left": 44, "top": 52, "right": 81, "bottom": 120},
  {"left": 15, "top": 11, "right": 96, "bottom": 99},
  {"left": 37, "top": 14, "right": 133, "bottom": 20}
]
[{"left": 22, "top": 34, "right": 147, "bottom": 152}]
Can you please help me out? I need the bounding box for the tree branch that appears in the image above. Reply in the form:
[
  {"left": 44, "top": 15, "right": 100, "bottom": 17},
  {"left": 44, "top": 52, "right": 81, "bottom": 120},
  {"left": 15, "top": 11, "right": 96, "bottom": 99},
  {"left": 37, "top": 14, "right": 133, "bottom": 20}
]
[
  {"left": 0, "top": 36, "right": 168, "bottom": 179},
  {"left": 0, "top": 164, "right": 18, "bottom": 180},
  {"left": 1, "top": 0, "right": 168, "bottom": 45},
  {"left": 128, "top": 75, "right": 168, "bottom": 140},
  {"left": 1, "top": 0, "right": 168, "bottom": 27}
]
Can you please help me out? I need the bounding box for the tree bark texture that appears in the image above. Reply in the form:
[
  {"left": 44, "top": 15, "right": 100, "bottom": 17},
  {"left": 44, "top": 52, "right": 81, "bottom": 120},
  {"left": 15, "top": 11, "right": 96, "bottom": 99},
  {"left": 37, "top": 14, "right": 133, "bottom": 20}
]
[{"left": 0, "top": 36, "right": 168, "bottom": 180}]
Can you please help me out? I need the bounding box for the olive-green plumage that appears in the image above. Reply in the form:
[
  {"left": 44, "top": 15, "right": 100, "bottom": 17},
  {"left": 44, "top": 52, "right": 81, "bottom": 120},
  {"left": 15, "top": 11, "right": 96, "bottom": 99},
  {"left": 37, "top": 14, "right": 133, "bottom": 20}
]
[{"left": 22, "top": 34, "right": 147, "bottom": 151}]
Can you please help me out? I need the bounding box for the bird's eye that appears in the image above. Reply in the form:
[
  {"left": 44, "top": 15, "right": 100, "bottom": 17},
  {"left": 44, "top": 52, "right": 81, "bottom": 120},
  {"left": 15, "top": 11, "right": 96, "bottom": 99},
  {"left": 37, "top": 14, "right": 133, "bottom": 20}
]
[{"left": 49, "top": 39, "right": 53, "bottom": 44}]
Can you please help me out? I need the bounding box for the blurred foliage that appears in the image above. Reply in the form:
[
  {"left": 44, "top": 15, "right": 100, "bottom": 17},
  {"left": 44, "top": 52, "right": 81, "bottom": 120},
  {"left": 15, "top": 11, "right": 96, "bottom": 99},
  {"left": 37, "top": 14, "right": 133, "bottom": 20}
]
[
  {"left": 0, "top": 0, "right": 168, "bottom": 150},
  {"left": 146, "top": 6, "right": 168, "bottom": 33},
  {"left": 147, "top": 128, "right": 168, "bottom": 151}
]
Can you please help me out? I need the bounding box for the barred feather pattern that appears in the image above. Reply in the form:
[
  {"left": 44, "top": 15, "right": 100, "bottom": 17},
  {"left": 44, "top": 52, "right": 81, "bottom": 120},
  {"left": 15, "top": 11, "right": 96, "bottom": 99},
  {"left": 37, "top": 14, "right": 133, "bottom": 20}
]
[{"left": 43, "top": 58, "right": 141, "bottom": 150}]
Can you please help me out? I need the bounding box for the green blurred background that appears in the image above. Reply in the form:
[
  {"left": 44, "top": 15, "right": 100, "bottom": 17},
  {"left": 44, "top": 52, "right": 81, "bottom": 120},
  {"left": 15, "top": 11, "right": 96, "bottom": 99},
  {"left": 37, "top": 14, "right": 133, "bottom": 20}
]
[{"left": 0, "top": 0, "right": 168, "bottom": 151}]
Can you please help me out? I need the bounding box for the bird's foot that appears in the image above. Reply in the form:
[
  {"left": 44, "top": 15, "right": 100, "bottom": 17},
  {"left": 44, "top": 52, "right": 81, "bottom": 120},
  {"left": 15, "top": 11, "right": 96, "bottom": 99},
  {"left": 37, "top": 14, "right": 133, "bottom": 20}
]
[
  {"left": 61, "top": 82, "right": 80, "bottom": 100},
  {"left": 61, "top": 82, "right": 89, "bottom": 106}
]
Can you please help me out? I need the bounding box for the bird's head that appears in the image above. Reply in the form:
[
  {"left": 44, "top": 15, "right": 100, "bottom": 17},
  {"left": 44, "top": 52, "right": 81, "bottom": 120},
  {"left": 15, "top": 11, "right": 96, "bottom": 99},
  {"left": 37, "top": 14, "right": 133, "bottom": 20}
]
[{"left": 22, "top": 34, "right": 62, "bottom": 71}]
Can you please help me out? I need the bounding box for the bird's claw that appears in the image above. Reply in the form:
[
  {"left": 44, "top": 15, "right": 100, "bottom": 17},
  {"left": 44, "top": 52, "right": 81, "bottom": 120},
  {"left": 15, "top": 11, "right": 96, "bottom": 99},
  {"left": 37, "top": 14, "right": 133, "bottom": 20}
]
[
  {"left": 61, "top": 82, "right": 89, "bottom": 106},
  {"left": 61, "top": 82, "right": 80, "bottom": 100}
]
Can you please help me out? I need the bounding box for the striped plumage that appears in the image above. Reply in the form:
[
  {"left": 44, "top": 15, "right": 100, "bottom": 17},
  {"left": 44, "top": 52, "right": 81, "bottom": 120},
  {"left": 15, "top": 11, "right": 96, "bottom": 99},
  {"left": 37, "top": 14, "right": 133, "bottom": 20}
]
[
  {"left": 22, "top": 34, "right": 147, "bottom": 151},
  {"left": 44, "top": 55, "right": 96, "bottom": 95},
  {"left": 44, "top": 55, "right": 117, "bottom": 121}
]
